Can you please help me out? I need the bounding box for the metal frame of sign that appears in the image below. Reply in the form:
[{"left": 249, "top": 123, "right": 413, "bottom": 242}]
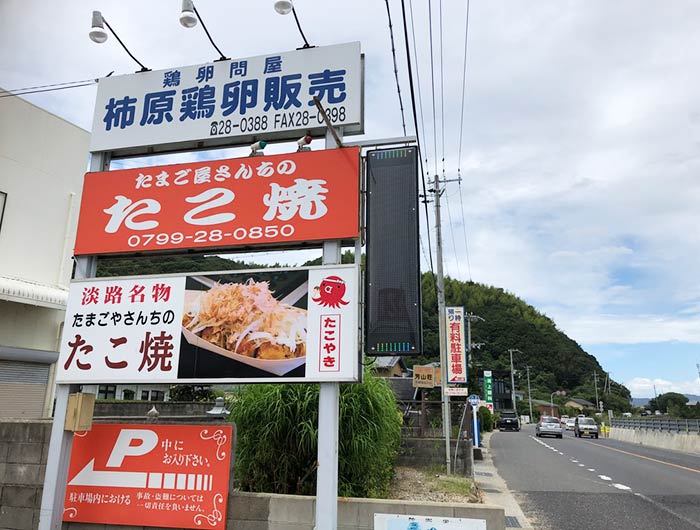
[
  {"left": 56, "top": 264, "right": 360, "bottom": 385},
  {"left": 40, "top": 41, "right": 371, "bottom": 530}
]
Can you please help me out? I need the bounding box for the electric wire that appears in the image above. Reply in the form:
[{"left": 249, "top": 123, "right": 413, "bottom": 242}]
[
  {"left": 384, "top": 0, "right": 407, "bottom": 136},
  {"left": 456, "top": 0, "right": 474, "bottom": 282},
  {"left": 427, "top": 1, "right": 439, "bottom": 178},
  {"left": 400, "top": 0, "right": 435, "bottom": 278},
  {"left": 0, "top": 79, "right": 98, "bottom": 98},
  {"left": 437, "top": 0, "right": 462, "bottom": 281},
  {"left": 408, "top": 0, "right": 430, "bottom": 181}
]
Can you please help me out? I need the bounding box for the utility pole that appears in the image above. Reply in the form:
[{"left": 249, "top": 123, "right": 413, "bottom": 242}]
[
  {"left": 526, "top": 365, "right": 533, "bottom": 422},
  {"left": 434, "top": 173, "right": 451, "bottom": 475},
  {"left": 465, "top": 313, "right": 485, "bottom": 369},
  {"left": 594, "top": 371, "right": 600, "bottom": 412},
  {"left": 508, "top": 349, "right": 521, "bottom": 410}
]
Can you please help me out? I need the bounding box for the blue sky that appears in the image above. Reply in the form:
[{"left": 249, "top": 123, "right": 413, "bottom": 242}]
[{"left": 2, "top": 1, "right": 699, "bottom": 398}]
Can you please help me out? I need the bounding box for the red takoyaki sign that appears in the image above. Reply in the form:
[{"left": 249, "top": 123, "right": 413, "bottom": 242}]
[
  {"left": 56, "top": 265, "right": 360, "bottom": 384},
  {"left": 74, "top": 147, "right": 360, "bottom": 255}
]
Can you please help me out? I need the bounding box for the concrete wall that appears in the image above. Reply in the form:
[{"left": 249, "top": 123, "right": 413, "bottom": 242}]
[
  {"left": 93, "top": 400, "right": 213, "bottom": 418},
  {"left": 1, "top": 420, "right": 503, "bottom": 530},
  {"left": 231, "top": 491, "right": 505, "bottom": 530},
  {"left": 399, "top": 437, "right": 473, "bottom": 476},
  {"left": 610, "top": 427, "right": 700, "bottom": 455},
  {"left": 0, "top": 420, "right": 51, "bottom": 530}
]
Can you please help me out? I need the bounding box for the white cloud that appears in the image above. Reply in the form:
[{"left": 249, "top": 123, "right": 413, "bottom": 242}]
[
  {"left": 555, "top": 313, "right": 700, "bottom": 345},
  {"left": 625, "top": 377, "right": 700, "bottom": 399}
]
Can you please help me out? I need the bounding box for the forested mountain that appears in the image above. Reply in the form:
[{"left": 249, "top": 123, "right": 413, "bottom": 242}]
[
  {"left": 420, "top": 275, "right": 631, "bottom": 410},
  {"left": 96, "top": 253, "right": 631, "bottom": 409}
]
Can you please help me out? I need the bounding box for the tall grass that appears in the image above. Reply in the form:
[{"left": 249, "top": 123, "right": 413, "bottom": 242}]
[{"left": 229, "top": 370, "right": 401, "bottom": 498}]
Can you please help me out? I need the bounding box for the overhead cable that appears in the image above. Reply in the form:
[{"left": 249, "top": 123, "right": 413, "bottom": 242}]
[{"left": 384, "top": 0, "right": 407, "bottom": 136}]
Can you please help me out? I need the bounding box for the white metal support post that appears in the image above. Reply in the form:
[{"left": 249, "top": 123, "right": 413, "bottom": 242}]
[
  {"left": 38, "top": 151, "right": 108, "bottom": 530},
  {"left": 434, "top": 174, "right": 451, "bottom": 474},
  {"left": 315, "top": 126, "right": 343, "bottom": 530}
]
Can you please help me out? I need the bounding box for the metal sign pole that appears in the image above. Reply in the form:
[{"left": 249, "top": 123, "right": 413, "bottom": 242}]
[
  {"left": 315, "top": 126, "right": 343, "bottom": 530},
  {"left": 38, "top": 152, "right": 107, "bottom": 530}
]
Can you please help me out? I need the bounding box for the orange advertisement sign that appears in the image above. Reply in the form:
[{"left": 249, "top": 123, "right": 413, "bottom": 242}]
[
  {"left": 63, "top": 424, "right": 233, "bottom": 529},
  {"left": 74, "top": 147, "right": 360, "bottom": 255}
]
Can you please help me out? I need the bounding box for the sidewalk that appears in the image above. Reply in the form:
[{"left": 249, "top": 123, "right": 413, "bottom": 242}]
[{"left": 473, "top": 431, "right": 533, "bottom": 529}]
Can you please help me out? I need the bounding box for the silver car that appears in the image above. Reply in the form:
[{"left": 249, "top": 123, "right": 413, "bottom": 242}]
[
  {"left": 574, "top": 417, "right": 599, "bottom": 438},
  {"left": 536, "top": 416, "right": 563, "bottom": 438}
]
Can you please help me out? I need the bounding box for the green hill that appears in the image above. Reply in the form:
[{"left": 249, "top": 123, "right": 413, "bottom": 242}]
[{"left": 420, "top": 274, "right": 631, "bottom": 411}]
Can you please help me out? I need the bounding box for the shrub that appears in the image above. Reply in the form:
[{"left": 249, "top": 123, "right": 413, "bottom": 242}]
[
  {"left": 229, "top": 371, "right": 401, "bottom": 498},
  {"left": 478, "top": 406, "right": 493, "bottom": 432}
]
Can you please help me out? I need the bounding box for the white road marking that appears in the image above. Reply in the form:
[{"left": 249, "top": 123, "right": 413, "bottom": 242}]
[
  {"left": 613, "top": 483, "right": 631, "bottom": 490},
  {"left": 587, "top": 468, "right": 595, "bottom": 472},
  {"left": 598, "top": 475, "right": 612, "bottom": 481},
  {"left": 578, "top": 464, "right": 585, "bottom": 467}
]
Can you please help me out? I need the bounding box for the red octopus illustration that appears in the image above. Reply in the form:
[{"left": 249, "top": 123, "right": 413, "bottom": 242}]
[{"left": 312, "top": 276, "right": 349, "bottom": 308}]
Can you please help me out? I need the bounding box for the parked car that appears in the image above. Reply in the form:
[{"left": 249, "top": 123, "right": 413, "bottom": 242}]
[
  {"left": 574, "top": 417, "right": 599, "bottom": 438},
  {"left": 536, "top": 416, "right": 563, "bottom": 438},
  {"left": 497, "top": 410, "right": 521, "bottom": 431},
  {"left": 565, "top": 418, "right": 576, "bottom": 430}
]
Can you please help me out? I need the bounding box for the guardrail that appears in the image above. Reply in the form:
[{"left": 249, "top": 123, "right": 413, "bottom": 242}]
[{"left": 611, "top": 417, "right": 700, "bottom": 434}]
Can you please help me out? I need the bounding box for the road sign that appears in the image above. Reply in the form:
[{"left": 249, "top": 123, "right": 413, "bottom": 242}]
[
  {"left": 446, "top": 307, "right": 467, "bottom": 383},
  {"left": 64, "top": 424, "right": 233, "bottom": 529},
  {"left": 483, "top": 370, "right": 493, "bottom": 406},
  {"left": 468, "top": 394, "right": 480, "bottom": 407},
  {"left": 413, "top": 365, "right": 435, "bottom": 388},
  {"left": 375, "top": 513, "right": 486, "bottom": 530},
  {"left": 444, "top": 387, "right": 469, "bottom": 396}
]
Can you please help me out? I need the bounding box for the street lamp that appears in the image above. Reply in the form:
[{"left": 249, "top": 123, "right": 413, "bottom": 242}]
[
  {"left": 550, "top": 390, "right": 566, "bottom": 416},
  {"left": 273, "top": 0, "right": 314, "bottom": 49},
  {"left": 179, "top": 0, "right": 229, "bottom": 61},
  {"left": 88, "top": 11, "right": 150, "bottom": 72}
]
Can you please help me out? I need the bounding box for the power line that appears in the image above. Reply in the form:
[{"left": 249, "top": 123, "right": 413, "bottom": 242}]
[
  {"left": 456, "top": 0, "right": 474, "bottom": 282},
  {"left": 400, "top": 0, "right": 435, "bottom": 278},
  {"left": 457, "top": 184, "right": 473, "bottom": 281},
  {"left": 427, "top": 0, "right": 438, "bottom": 177},
  {"left": 437, "top": 0, "right": 462, "bottom": 281},
  {"left": 384, "top": 0, "right": 407, "bottom": 136},
  {"left": 457, "top": 0, "right": 471, "bottom": 172},
  {"left": 408, "top": 0, "right": 430, "bottom": 180},
  {"left": 0, "top": 79, "right": 99, "bottom": 99},
  {"left": 439, "top": 0, "right": 446, "bottom": 180}
]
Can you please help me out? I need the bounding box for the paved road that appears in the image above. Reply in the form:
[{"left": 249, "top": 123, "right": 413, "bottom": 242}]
[{"left": 489, "top": 424, "right": 700, "bottom": 530}]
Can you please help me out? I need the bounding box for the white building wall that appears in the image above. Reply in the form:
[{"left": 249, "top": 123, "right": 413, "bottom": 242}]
[
  {"left": 0, "top": 92, "right": 88, "bottom": 286},
  {"left": 0, "top": 91, "right": 89, "bottom": 417}
]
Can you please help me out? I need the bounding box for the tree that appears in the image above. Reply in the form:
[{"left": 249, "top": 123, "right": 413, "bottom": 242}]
[
  {"left": 650, "top": 392, "right": 688, "bottom": 413},
  {"left": 168, "top": 385, "right": 217, "bottom": 402}
]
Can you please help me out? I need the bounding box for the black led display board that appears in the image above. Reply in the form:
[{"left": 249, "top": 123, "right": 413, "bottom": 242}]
[{"left": 365, "top": 147, "right": 422, "bottom": 355}]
